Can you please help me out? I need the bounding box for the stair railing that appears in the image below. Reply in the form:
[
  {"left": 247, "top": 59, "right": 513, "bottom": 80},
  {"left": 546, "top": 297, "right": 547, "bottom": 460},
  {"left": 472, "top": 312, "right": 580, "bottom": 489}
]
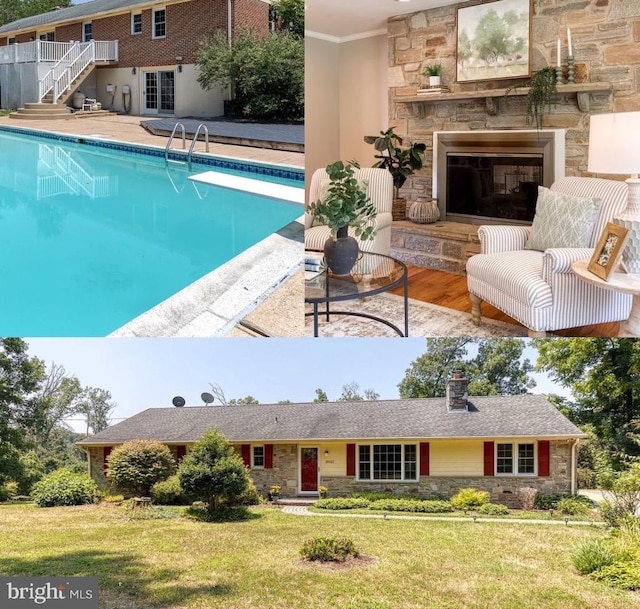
[{"left": 39, "top": 41, "right": 96, "bottom": 103}]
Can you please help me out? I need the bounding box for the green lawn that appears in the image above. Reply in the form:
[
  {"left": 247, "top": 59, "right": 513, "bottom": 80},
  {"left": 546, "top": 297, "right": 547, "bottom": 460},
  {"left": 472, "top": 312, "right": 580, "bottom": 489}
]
[{"left": 0, "top": 503, "right": 638, "bottom": 609}]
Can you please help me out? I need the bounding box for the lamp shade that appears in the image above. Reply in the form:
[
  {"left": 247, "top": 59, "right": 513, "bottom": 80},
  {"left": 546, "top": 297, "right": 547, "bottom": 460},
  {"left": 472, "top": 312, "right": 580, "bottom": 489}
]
[{"left": 588, "top": 112, "right": 640, "bottom": 175}]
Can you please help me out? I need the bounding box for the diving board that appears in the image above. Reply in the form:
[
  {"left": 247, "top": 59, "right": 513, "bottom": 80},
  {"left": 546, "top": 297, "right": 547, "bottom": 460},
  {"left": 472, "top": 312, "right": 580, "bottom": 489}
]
[{"left": 189, "top": 171, "right": 304, "bottom": 204}]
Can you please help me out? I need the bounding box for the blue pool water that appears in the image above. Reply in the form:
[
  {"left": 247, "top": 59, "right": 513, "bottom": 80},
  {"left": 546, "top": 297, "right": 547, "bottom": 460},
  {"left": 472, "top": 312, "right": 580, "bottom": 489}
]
[{"left": 0, "top": 129, "right": 303, "bottom": 336}]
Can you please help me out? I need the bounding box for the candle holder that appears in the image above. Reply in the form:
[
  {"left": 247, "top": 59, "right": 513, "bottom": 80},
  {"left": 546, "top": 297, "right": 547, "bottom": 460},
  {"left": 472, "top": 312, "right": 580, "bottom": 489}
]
[
  {"left": 567, "top": 55, "right": 575, "bottom": 83},
  {"left": 555, "top": 66, "right": 564, "bottom": 85}
]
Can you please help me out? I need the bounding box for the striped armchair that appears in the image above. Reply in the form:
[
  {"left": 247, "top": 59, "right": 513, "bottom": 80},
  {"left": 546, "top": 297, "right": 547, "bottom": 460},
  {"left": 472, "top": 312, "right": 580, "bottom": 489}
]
[
  {"left": 305, "top": 167, "right": 393, "bottom": 255},
  {"left": 466, "top": 177, "right": 633, "bottom": 336}
]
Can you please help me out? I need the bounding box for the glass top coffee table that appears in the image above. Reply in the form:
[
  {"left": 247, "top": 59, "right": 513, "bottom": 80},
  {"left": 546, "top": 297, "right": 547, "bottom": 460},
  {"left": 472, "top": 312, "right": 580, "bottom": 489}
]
[{"left": 305, "top": 251, "right": 408, "bottom": 337}]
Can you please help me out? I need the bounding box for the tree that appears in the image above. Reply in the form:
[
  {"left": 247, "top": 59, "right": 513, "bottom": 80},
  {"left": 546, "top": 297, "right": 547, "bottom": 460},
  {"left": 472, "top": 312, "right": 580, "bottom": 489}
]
[
  {"left": 0, "top": 0, "right": 71, "bottom": 27},
  {"left": 337, "top": 382, "right": 379, "bottom": 402},
  {"left": 313, "top": 388, "right": 328, "bottom": 403},
  {"left": 228, "top": 396, "right": 259, "bottom": 405},
  {"left": 76, "top": 387, "right": 115, "bottom": 436},
  {"left": 398, "top": 338, "right": 535, "bottom": 398},
  {"left": 196, "top": 29, "right": 303, "bottom": 121},
  {"left": 271, "top": 0, "right": 304, "bottom": 38},
  {"left": 534, "top": 337, "right": 640, "bottom": 462},
  {"left": 106, "top": 440, "right": 175, "bottom": 497},
  {"left": 473, "top": 9, "right": 509, "bottom": 64},
  {"left": 0, "top": 338, "right": 45, "bottom": 483},
  {"left": 178, "top": 430, "right": 252, "bottom": 515}
]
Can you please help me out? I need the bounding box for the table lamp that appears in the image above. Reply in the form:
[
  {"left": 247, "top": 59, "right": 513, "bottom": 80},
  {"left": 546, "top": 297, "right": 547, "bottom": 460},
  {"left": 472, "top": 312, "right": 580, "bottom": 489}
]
[{"left": 588, "top": 111, "right": 640, "bottom": 274}]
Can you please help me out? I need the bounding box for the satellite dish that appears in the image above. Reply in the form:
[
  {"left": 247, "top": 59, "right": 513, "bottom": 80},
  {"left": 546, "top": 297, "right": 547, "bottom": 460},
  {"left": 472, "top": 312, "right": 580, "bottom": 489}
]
[
  {"left": 201, "top": 392, "right": 215, "bottom": 405},
  {"left": 172, "top": 396, "right": 186, "bottom": 407}
]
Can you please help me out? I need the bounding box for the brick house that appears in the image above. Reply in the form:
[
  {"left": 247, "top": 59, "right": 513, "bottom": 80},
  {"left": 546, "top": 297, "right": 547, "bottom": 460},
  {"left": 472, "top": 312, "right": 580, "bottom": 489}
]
[
  {"left": 0, "top": 0, "right": 269, "bottom": 115},
  {"left": 77, "top": 376, "right": 586, "bottom": 503}
]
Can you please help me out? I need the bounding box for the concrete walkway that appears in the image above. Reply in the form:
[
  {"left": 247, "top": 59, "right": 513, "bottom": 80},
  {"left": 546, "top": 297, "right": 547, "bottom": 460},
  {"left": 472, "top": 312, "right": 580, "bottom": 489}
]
[{"left": 280, "top": 505, "right": 602, "bottom": 526}]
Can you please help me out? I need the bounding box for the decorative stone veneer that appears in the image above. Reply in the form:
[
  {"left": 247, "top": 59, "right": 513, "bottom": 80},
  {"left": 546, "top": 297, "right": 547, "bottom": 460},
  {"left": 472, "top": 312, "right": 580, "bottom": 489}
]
[
  {"left": 247, "top": 444, "right": 299, "bottom": 498},
  {"left": 322, "top": 441, "right": 572, "bottom": 505},
  {"left": 87, "top": 447, "right": 111, "bottom": 491},
  {"left": 389, "top": 0, "right": 640, "bottom": 270}
]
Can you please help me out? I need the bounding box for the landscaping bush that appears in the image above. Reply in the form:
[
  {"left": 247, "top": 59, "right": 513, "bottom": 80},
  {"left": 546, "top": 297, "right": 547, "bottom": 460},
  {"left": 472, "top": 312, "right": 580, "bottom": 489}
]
[
  {"left": 238, "top": 479, "right": 263, "bottom": 506},
  {"left": 600, "top": 462, "right": 640, "bottom": 524},
  {"left": 572, "top": 539, "right": 617, "bottom": 575},
  {"left": 315, "top": 497, "right": 370, "bottom": 510},
  {"left": 577, "top": 468, "right": 598, "bottom": 489},
  {"left": 350, "top": 491, "right": 421, "bottom": 502},
  {"left": 107, "top": 440, "right": 175, "bottom": 497},
  {"left": 368, "top": 498, "right": 453, "bottom": 513},
  {"left": 557, "top": 497, "right": 592, "bottom": 517},
  {"left": 534, "top": 493, "right": 594, "bottom": 511},
  {"left": 299, "top": 536, "right": 359, "bottom": 563},
  {"left": 0, "top": 482, "right": 18, "bottom": 502},
  {"left": 478, "top": 503, "right": 510, "bottom": 516},
  {"left": 515, "top": 487, "right": 538, "bottom": 511},
  {"left": 591, "top": 560, "right": 640, "bottom": 590},
  {"left": 184, "top": 504, "right": 253, "bottom": 523},
  {"left": 450, "top": 488, "right": 490, "bottom": 510},
  {"left": 31, "top": 468, "right": 100, "bottom": 507},
  {"left": 102, "top": 494, "right": 124, "bottom": 504},
  {"left": 151, "top": 475, "right": 192, "bottom": 505}
]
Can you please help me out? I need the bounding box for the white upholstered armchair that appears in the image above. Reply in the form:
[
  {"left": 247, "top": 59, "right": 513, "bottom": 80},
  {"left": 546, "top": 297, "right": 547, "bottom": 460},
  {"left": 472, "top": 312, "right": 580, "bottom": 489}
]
[
  {"left": 466, "top": 177, "right": 633, "bottom": 336},
  {"left": 305, "top": 167, "right": 393, "bottom": 255}
]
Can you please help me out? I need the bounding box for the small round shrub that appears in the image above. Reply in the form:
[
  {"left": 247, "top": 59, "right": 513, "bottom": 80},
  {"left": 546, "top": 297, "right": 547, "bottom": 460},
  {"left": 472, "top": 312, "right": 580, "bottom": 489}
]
[
  {"left": 571, "top": 539, "right": 617, "bottom": 575},
  {"left": 451, "top": 488, "right": 490, "bottom": 510},
  {"left": 315, "top": 497, "right": 370, "bottom": 510},
  {"left": 103, "top": 494, "right": 125, "bottom": 504},
  {"left": 299, "top": 536, "right": 359, "bottom": 562},
  {"left": 151, "top": 475, "right": 193, "bottom": 505},
  {"left": 107, "top": 440, "right": 176, "bottom": 497},
  {"left": 0, "top": 482, "right": 18, "bottom": 502},
  {"left": 368, "top": 498, "right": 453, "bottom": 513},
  {"left": 31, "top": 468, "right": 100, "bottom": 508},
  {"left": 238, "top": 479, "right": 263, "bottom": 506},
  {"left": 478, "top": 502, "right": 510, "bottom": 516},
  {"left": 349, "top": 491, "right": 421, "bottom": 502},
  {"left": 535, "top": 493, "right": 594, "bottom": 511},
  {"left": 591, "top": 560, "right": 640, "bottom": 590},
  {"left": 558, "top": 497, "right": 591, "bottom": 517}
]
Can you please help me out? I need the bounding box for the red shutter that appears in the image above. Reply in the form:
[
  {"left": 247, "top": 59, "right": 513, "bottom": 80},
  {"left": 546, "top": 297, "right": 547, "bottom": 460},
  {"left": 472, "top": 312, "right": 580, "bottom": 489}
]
[
  {"left": 265, "top": 444, "right": 274, "bottom": 469},
  {"left": 419, "top": 442, "right": 430, "bottom": 476},
  {"left": 346, "top": 443, "right": 356, "bottom": 476},
  {"left": 241, "top": 444, "right": 251, "bottom": 467},
  {"left": 176, "top": 445, "right": 186, "bottom": 462},
  {"left": 483, "top": 442, "right": 494, "bottom": 476},
  {"left": 103, "top": 446, "right": 112, "bottom": 470},
  {"left": 538, "top": 440, "right": 550, "bottom": 477}
]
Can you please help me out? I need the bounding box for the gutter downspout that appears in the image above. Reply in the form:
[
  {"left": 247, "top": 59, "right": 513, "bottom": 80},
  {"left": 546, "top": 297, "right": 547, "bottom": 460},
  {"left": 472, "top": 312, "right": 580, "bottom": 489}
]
[{"left": 571, "top": 439, "right": 578, "bottom": 495}]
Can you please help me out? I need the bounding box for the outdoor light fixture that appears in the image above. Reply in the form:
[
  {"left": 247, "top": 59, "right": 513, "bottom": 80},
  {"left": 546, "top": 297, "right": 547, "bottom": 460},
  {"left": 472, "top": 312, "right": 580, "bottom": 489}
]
[
  {"left": 564, "top": 515, "right": 570, "bottom": 526},
  {"left": 178, "top": 64, "right": 183, "bottom": 73},
  {"left": 132, "top": 67, "right": 137, "bottom": 74},
  {"left": 324, "top": 450, "right": 329, "bottom": 457},
  {"left": 588, "top": 111, "right": 640, "bottom": 273}
]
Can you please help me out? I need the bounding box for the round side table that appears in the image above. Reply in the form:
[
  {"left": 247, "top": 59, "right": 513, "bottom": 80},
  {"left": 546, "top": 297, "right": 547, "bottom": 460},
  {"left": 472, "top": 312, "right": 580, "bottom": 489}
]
[{"left": 571, "top": 259, "right": 640, "bottom": 337}]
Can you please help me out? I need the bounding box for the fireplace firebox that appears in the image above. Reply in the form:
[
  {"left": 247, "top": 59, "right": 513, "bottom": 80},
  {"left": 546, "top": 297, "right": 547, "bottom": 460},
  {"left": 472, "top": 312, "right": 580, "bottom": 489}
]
[{"left": 433, "top": 130, "right": 565, "bottom": 225}]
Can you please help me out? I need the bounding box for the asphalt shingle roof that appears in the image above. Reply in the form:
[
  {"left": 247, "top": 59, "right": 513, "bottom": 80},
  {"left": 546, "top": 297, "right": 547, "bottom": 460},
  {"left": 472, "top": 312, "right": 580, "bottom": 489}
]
[
  {"left": 77, "top": 396, "right": 586, "bottom": 445},
  {"left": 0, "top": 0, "right": 164, "bottom": 35}
]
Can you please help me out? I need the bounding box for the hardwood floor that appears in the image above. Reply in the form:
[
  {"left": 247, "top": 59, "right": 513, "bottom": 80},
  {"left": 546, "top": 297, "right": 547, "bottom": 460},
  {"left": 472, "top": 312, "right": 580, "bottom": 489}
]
[{"left": 389, "top": 265, "right": 619, "bottom": 337}]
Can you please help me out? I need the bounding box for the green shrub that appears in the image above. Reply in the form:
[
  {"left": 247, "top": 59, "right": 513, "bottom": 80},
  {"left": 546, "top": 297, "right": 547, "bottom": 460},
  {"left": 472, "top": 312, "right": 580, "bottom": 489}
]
[
  {"left": 103, "top": 494, "right": 124, "bottom": 504},
  {"left": 107, "top": 440, "right": 175, "bottom": 497},
  {"left": 184, "top": 504, "right": 253, "bottom": 522},
  {"left": 151, "top": 475, "right": 193, "bottom": 505},
  {"left": 349, "top": 491, "right": 421, "bottom": 502},
  {"left": 451, "top": 488, "right": 490, "bottom": 510},
  {"left": 0, "top": 481, "right": 18, "bottom": 502},
  {"left": 535, "top": 493, "right": 594, "bottom": 511},
  {"left": 591, "top": 560, "right": 640, "bottom": 590},
  {"left": 238, "top": 479, "right": 263, "bottom": 506},
  {"left": 600, "top": 499, "right": 626, "bottom": 527},
  {"left": 557, "top": 497, "right": 591, "bottom": 517},
  {"left": 31, "top": 468, "right": 100, "bottom": 508},
  {"left": 315, "top": 497, "right": 370, "bottom": 510},
  {"left": 577, "top": 468, "right": 598, "bottom": 489},
  {"left": 478, "top": 502, "right": 510, "bottom": 516},
  {"left": 571, "top": 539, "right": 617, "bottom": 575},
  {"left": 368, "top": 498, "right": 453, "bottom": 513},
  {"left": 299, "top": 536, "right": 359, "bottom": 562}
]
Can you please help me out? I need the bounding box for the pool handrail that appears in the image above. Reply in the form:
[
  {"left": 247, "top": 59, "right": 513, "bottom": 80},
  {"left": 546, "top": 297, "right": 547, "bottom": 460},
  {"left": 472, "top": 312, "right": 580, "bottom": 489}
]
[
  {"left": 165, "top": 122, "right": 186, "bottom": 163},
  {"left": 187, "top": 123, "right": 210, "bottom": 168}
]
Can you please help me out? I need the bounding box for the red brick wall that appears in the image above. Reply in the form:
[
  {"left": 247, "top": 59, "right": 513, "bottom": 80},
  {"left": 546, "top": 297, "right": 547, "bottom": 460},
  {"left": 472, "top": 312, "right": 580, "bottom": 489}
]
[
  {"left": 15, "top": 32, "right": 36, "bottom": 43},
  {"left": 233, "top": 0, "right": 269, "bottom": 38},
  {"left": 56, "top": 23, "right": 82, "bottom": 42},
  {"left": 0, "top": 37, "right": 7, "bottom": 46}
]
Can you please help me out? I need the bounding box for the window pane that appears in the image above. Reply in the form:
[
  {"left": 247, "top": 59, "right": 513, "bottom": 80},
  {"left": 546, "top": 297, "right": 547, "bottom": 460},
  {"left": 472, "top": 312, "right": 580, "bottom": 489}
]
[
  {"left": 84, "top": 24, "right": 92, "bottom": 42},
  {"left": 359, "top": 445, "right": 370, "bottom": 480},
  {"left": 133, "top": 14, "right": 142, "bottom": 34},
  {"left": 404, "top": 444, "right": 417, "bottom": 480},
  {"left": 496, "top": 443, "right": 513, "bottom": 474},
  {"left": 518, "top": 443, "right": 535, "bottom": 474},
  {"left": 373, "top": 444, "right": 402, "bottom": 480},
  {"left": 154, "top": 10, "right": 166, "bottom": 37},
  {"left": 253, "top": 446, "right": 264, "bottom": 467}
]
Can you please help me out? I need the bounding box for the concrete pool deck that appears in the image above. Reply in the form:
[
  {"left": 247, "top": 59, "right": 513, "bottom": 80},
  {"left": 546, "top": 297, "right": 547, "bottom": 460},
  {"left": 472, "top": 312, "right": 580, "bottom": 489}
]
[{"left": 0, "top": 114, "right": 304, "bottom": 337}]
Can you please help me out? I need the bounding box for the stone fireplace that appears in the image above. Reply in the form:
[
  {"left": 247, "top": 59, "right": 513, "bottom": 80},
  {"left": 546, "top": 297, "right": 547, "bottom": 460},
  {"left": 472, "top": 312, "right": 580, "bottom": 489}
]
[{"left": 434, "top": 129, "right": 565, "bottom": 224}]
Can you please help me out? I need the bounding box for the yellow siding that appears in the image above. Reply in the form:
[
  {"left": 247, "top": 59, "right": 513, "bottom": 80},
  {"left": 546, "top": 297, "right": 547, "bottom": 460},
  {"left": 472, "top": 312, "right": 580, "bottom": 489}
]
[
  {"left": 430, "top": 440, "right": 484, "bottom": 476},
  {"left": 317, "top": 442, "right": 346, "bottom": 477}
]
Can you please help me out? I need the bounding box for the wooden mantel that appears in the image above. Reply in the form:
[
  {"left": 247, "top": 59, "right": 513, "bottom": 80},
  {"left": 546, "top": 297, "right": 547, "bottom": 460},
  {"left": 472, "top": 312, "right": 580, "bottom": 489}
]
[{"left": 395, "top": 83, "right": 612, "bottom": 117}]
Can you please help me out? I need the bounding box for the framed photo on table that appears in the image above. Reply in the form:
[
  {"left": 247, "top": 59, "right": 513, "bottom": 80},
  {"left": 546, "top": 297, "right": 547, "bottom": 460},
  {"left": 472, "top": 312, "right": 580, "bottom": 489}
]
[
  {"left": 456, "top": 0, "right": 532, "bottom": 83},
  {"left": 588, "top": 222, "right": 629, "bottom": 280}
]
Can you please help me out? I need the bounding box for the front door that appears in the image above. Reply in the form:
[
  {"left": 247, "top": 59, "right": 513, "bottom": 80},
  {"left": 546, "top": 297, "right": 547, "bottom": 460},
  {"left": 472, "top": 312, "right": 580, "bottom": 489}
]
[
  {"left": 300, "top": 447, "right": 318, "bottom": 492},
  {"left": 143, "top": 70, "right": 175, "bottom": 114}
]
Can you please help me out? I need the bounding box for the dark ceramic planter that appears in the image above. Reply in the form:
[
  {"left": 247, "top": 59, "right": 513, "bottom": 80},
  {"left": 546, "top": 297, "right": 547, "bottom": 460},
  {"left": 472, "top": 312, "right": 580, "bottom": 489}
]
[{"left": 324, "top": 226, "right": 359, "bottom": 275}]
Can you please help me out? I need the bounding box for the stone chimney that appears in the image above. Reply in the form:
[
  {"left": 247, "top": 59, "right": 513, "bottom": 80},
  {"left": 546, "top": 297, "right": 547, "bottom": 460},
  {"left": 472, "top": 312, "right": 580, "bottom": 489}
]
[{"left": 446, "top": 372, "right": 469, "bottom": 411}]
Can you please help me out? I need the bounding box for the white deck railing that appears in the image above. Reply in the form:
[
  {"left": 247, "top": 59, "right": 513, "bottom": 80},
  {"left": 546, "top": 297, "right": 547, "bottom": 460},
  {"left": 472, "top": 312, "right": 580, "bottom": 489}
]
[{"left": 0, "top": 41, "right": 76, "bottom": 64}]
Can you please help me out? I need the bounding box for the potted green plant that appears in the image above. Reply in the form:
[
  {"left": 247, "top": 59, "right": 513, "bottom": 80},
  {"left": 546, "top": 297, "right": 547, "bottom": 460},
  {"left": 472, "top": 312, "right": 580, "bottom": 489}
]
[
  {"left": 423, "top": 63, "right": 442, "bottom": 87},
  {"left": 306, "top": 160, "right": 377, "bottom": 275},
  {"left": 269, "top": 484, "right": 281, "bottom": 502},
  {"left": 507, "top": 67, "right": 557, "bottom": 130},
  {"left": 364, "top": 127, "right": 426, "bottom": 220}
]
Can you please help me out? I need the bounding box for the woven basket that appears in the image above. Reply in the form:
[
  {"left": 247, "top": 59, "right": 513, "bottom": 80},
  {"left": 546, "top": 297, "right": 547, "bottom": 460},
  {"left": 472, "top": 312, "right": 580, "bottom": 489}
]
[
  {"left": 408, "top": 199, "right": 440, "bottom": 224},
  {"left": 392, "top": 198, "right": 407, "bottom": 221}
]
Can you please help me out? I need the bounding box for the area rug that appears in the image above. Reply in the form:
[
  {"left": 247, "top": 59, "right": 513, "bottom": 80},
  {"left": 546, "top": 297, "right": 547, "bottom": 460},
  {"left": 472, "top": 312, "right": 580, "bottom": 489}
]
[{"left": 305, "top": 293, "right": 527, "bottom": 338}]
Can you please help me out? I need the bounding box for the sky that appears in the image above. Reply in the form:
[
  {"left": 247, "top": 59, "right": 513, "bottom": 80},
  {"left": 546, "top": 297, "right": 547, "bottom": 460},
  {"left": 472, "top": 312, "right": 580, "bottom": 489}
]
[{"left": 25, "top": 338, "right": 570, "bottom": 433}]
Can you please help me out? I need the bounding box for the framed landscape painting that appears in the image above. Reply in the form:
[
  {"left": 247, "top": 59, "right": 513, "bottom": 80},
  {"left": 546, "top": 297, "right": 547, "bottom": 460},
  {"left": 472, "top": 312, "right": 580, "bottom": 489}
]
[{"left": 456, "top": 0, "right": 532, "bottom": 83}]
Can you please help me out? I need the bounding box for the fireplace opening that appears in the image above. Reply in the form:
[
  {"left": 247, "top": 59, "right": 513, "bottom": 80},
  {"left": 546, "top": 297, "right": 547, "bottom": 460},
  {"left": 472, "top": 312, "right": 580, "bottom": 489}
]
[
  {"left": 433, "top": 130, "right": 565, "bottom": 225},
  {"left": 447, "top": 153, "right": 542, "bottom": 222}
]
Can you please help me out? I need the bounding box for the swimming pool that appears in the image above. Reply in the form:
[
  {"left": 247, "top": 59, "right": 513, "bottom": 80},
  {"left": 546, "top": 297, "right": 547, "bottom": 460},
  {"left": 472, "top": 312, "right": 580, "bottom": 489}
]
[{"left": 0, "top": 127, "right": 304, "bottom": 336}]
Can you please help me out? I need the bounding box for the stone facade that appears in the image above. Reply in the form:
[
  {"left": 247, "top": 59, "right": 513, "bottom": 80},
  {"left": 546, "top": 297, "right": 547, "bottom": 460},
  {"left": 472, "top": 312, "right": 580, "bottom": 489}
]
[
  {"left": 248, "top": 444, "right": 299, "bottom": 497},
  {"left": 389, "top": 0, "right": 640, "bottom": 271}
]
